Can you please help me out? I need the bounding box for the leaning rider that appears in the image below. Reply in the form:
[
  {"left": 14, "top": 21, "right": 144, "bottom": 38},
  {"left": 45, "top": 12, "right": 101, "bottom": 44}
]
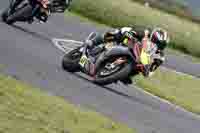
[
  {"left": 8, "top": 0, "right": 50, "bottom": 23},
  {"left": 85, "top": 26, "right": 170, "bottom": 77}
]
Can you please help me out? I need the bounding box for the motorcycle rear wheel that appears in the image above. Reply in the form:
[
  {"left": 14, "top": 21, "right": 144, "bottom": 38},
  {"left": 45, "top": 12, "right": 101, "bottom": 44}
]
[{"left": 94, "top": 57, "right": 133, "bottom": 85}]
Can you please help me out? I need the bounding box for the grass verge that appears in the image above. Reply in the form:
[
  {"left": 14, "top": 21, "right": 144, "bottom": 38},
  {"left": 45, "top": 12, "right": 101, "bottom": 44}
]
[
  {"left": 0, "top": 74, "right": 135, "bottom": 133},
  {"left": 133, "top": 68, "right": 200, "bottom": 114},
  {"left": 69, "top": 0, "right": 200, "bottom": 58},
  {"left": 65, "top": 11, "right": 109, "bottom": 28},
  {"left": 132, "top": 0, "right": 200, "bottom": 23}
]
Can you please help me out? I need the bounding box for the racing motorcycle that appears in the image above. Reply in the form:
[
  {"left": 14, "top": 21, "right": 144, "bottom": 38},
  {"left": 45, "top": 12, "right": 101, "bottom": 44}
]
[
  {"left": 1, "top": 0, "right": 69, "bottom": 25},
  {"left": 62, "top": 33, "right": 153, "bottom": 85}
]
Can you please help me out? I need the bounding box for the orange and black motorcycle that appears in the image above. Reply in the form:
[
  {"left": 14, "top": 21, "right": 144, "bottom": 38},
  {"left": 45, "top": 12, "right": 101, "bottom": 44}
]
[{"left": 62, "top": 33, "right": 152, "bottom": 85}]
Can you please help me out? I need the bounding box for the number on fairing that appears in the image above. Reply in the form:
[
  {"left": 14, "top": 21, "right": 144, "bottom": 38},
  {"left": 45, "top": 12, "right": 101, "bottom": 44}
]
[{"left": 79, "top": 55, "right": 88, "bottom": 67}]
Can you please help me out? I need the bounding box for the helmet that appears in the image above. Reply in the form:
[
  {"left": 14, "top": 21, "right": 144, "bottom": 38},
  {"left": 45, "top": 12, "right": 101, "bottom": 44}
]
[{"left": 150, "top": 28, "right": 170, "bottom": 50}]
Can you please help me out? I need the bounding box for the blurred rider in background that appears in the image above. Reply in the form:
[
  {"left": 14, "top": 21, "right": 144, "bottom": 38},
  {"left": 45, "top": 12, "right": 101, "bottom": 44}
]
[{"left": 9, "top": 0, "right": 72, "bottom": 23}]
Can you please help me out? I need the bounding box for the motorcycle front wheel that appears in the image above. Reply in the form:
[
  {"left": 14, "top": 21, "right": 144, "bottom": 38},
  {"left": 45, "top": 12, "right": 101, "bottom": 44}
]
[{"left": 62, "top": 47, "right": 82, "bottom": 72}]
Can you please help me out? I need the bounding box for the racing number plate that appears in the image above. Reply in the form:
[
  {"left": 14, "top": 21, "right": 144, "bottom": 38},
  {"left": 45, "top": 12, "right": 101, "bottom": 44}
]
[{"left": 79, "top": 55, "right": 88, "bottom": 67}]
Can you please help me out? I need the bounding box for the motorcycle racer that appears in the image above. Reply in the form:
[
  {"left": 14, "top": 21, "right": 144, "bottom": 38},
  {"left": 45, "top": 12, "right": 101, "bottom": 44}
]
[
  {"left": 85, "top": 27, "right": 170, "bottom": 78},
  {"left": 2, "top": 0, "right": 50, "bottom": 23}
]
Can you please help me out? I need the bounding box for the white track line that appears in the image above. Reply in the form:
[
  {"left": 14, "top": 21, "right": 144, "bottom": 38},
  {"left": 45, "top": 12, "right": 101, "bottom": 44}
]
[
  {"left": 52, "top": 38, "right": 200, "bottom": 119},
  {"left": 52, "top": 38, "right": 83, "bottom": 53}
]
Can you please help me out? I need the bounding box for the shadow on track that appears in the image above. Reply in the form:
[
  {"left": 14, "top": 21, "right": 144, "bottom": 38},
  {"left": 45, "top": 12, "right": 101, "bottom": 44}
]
[
  {"left": 72, "top": 72, "right": 158, "bottom": 108},
  {"left": 75, "top": 73, "right": 134, "bottom": 99}
]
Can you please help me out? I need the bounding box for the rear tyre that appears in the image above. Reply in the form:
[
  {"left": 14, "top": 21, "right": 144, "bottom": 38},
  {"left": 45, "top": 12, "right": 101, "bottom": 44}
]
[
  {"left": 62, "top": 48, "right": 82, "bottom": 72},
  {"left": 94, "top": 57, "right": 133, "bottom": 85}
]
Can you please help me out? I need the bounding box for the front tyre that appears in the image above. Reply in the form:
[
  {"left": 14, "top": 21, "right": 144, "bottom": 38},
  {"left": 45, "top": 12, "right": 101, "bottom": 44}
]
[
  {"left": 62, "top": 48, "right": 82, "bottom": 72},
  {"left": 94, "top": 58, "right": 133, "bottom": 85}
]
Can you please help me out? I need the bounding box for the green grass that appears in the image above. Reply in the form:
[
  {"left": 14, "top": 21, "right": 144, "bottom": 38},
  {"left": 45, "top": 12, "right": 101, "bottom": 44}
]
[
  {"left": 0, "top": 74, "right": 135, "bottom": 133},
  {"left": 132, "top": 0, "right": 193, "bottom": 21},
  {"left": 133, "top": 68, "right": 200, "bottom": 114},
  {"left": 69, "top": 0, "right": 200, "bottom": 58},
  {"left": 65, "top": 11, "right": 109, "bottom": 28}
]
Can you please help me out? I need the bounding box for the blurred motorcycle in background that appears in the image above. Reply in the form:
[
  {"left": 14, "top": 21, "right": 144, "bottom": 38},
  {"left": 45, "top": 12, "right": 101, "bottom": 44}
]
[{"left": 1, "top": 0, "right": 72, "bottom": 25}]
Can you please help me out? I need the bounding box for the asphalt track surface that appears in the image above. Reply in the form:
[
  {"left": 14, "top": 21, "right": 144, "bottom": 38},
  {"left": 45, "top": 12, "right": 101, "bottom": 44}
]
[{"left": 0, "top": 1, "right": 200, "bottom": 133}]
